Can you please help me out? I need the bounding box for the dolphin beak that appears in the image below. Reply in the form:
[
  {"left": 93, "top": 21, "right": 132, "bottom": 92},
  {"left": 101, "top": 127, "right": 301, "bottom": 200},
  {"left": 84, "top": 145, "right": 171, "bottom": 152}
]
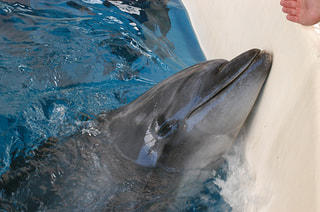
[
  {"left": 219, "top": 48, "right": 272, "bottom": 85},
  {"left": 258, "top": 50, "right": 273, "bottom": 67},
  {"left": 221, "top": 49, "right": 260, "bottom": 74},
  {"left": 186, "top": 49, "right": 272, "bottom": 119},
  {"left": 246, "top": 49, "right": 273, "bottom": 76}
]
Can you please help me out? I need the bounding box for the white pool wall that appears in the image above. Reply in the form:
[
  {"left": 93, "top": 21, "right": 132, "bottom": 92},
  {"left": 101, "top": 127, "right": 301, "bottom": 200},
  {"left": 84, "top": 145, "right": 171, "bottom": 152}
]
[{"left": 182, "top": 0, "right": 320, "bottom": 211}]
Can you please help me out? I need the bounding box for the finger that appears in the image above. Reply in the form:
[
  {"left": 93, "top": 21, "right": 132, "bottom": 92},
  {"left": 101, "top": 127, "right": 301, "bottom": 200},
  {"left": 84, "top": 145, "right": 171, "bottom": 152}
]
[
  {"left": 280, "top": 0, "right": 297, "bottom": 8},
  {"left": 286, "top": 14, "right": 299, "bottom": 23},
  {"left": 282, "top": 7, "right": 297, "bottom": 16}
]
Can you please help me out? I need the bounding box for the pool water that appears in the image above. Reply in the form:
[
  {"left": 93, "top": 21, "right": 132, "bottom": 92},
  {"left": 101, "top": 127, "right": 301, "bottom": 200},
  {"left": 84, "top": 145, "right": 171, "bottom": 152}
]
[{"left": 0, "top": 0, "right": 231, "bottom": 210}]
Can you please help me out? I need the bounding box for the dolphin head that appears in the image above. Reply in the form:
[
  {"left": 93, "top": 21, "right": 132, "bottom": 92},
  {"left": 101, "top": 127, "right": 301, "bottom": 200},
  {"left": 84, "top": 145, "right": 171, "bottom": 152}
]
[{"left": 107, "top": 49, "right": 272, "bottom": 170}]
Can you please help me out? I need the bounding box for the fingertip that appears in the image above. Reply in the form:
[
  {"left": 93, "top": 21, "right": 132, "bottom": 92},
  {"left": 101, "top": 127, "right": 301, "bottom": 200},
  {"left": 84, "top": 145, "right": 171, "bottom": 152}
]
[
  {"left": 286, "top": 15, "right": 299, "bottom": 23},
  {"left": 282, "top": 7, "right": 296, "bottom": 16},
  {"left": 282, "top": 7, "right": 287, "bottom": 13},
  {"left": 280, "top": 0, "right": 297, "bottom": 8}
]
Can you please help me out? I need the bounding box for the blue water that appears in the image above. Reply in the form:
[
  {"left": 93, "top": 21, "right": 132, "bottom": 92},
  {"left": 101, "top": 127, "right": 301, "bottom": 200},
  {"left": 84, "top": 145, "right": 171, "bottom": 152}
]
[{"left": 0, "top": 0, "right": 231, "bottom": 210}]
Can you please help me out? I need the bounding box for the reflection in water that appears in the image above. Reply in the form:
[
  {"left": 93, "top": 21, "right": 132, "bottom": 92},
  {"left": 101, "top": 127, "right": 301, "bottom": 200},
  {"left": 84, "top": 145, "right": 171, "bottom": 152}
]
[{"left": 104, "top": 0, "right": 173, "bottom": 59}]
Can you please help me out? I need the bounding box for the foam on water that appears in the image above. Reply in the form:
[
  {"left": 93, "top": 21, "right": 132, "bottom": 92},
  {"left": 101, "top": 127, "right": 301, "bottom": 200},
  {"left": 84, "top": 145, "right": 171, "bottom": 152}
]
[
  {"left": 215, "top": 129, "right": 272, "bottom": 212},
  {"left": 82, "top": 0, "right": 103, "bottom": 4}
]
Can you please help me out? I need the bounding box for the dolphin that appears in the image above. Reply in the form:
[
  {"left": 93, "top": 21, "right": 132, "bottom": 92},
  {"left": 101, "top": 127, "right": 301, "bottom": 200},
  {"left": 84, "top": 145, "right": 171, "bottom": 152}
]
[{"left": 0, "top": 49, "right": 272, "bottom": 211}]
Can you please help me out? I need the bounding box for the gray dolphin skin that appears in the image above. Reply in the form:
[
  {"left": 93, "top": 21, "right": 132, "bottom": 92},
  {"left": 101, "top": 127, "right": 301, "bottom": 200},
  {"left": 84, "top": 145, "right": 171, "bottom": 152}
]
[{"left": 0, "top": 49, "right": 272, "bottom": 211}]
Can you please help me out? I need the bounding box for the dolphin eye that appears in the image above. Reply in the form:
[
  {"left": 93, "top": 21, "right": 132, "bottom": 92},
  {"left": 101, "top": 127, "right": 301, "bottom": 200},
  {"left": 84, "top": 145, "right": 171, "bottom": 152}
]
[{"left": 157, "top": 120, "right": 179, "bottom": 139}]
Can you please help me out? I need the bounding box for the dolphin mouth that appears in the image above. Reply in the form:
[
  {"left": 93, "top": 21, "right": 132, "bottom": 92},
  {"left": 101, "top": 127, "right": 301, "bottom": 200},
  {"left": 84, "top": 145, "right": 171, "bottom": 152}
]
[
  {"left": 216, "top": 49, "right": 272, "bottom": 90},
  {"left": 186, "top": 49, "right": 272, "bottom": 118}
]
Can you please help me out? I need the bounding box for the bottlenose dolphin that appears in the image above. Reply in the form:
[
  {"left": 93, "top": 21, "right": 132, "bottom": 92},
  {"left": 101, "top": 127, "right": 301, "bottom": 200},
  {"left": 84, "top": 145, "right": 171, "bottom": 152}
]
[{"left": 0, "top": 49, "right": 272, "bottom": 211}]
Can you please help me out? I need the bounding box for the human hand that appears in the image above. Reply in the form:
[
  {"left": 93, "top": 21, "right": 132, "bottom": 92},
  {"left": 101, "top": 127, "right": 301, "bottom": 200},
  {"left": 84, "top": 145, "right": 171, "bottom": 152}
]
[{"left": 280, "top": 0, "right": 320, "bottom": 25}]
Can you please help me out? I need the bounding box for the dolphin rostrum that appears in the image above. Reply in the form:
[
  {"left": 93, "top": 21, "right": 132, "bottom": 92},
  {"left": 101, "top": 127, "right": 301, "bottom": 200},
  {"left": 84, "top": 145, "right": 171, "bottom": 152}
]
[{"left": 0, "top": 49, "right": 272, "bottom": 211}]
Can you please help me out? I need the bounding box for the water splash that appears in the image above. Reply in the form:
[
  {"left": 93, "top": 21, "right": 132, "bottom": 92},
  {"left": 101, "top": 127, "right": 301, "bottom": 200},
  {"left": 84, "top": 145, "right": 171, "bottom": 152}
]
[{"left": 215, "top": 131, "right": 272, "bottom": 211}]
